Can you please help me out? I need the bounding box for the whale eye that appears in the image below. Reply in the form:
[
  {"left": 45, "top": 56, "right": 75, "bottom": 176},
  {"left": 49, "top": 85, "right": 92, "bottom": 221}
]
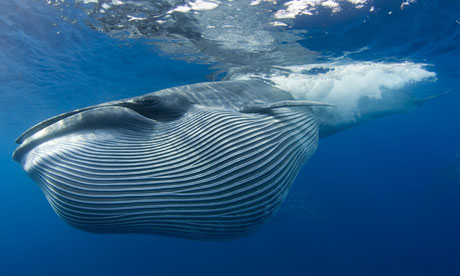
[{"left": 117, "top": 94, "right": 191, "bottom": 122}]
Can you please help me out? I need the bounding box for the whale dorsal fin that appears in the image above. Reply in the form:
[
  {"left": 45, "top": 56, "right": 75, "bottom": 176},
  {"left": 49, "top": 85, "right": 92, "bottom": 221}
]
[{"left": 240, "top": 100, "right": 333, "bottom": 113}]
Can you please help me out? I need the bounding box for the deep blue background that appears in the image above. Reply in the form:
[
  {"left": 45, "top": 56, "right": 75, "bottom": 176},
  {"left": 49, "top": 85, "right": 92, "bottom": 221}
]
[{"left": 1, "top": 1, "right": 459, "bottom": 275}]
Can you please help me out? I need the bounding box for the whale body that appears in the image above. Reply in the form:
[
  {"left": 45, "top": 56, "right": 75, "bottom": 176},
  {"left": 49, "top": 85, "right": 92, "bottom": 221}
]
[
  {"left": 14, "top": 79, "right": 439, "bottom": 239},
  {"left": 13, "top": 80, "right": 330, "bottom": 239}
]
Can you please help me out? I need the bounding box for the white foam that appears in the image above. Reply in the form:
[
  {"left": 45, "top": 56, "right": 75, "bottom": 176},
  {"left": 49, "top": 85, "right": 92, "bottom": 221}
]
[
  {"left": 322, "top": 0, "right": 340, "bottom": 12},
  {"left": 234, "top": 62, "right": 436, "bottom": 120},
  {"left": 400, "top": 0, "right": 416, "bottom": 10},
  {"left": 127, "top": 15, "right": 147, "bottom": 21},
  {"left": 347, "top": 0, "right": 367, "bottom": 5},
  {"left": 275, "top": 0, "right": 369, "bottom": 18},
  {"left": 275, "top": 0, "right": 321, "bottom": 18},
  {"left": 270, "top": 21, "right": 289, "bottom": 27},
  {"left": 78, "top": 0, "right": 99, "bottom": 4},
  {"left": 170, "top": 0, "right": 220, "bottom": 13},
  {"left": 101, "top": 3, "right": 111, "bottom": 9}
]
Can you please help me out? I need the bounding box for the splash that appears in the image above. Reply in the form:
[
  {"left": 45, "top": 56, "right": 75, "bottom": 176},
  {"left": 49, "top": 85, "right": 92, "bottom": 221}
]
[
  {"left": 274, "top": 0, "right": 368, "bottom": 18},
  {"left": 233, "top": 62, "right": 436, "bottom": 117},
  {"left": 48, "top": 0, "right": 441, "bottom": 133}
]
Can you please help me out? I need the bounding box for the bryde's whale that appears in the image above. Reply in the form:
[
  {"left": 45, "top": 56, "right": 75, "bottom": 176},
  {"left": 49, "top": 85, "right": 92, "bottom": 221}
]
[
  {"left": 13, "top": 80, "right": 330, "bottom": 239},
  {"left": 12, "top": 80, "right": 439, "bottom": 239}
]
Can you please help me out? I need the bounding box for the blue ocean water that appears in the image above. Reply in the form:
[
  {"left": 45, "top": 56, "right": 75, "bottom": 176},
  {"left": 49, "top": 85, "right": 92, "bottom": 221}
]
[{"left": 1, "top": 0, "right": 459, "bottom": 275}]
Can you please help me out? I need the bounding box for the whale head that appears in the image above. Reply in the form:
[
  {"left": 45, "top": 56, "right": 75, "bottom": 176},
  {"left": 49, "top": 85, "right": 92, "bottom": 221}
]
[{"left": 13, "top": 80, "right": 320, "bottom": 239}]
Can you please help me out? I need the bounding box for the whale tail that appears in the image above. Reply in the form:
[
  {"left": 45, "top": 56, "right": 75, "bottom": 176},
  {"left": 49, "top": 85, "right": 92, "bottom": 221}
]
[
  {"left": 311, "top": 89, "right": 450, "bottom": 138},
  {"left": 410, "top": 90, "right": 451, "bottom": 104}
]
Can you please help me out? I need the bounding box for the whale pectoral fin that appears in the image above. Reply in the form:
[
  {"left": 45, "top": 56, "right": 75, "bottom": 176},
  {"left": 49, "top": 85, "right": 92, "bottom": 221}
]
[{"left": 240, "top": 100, "right": 334, "bottom": 113}]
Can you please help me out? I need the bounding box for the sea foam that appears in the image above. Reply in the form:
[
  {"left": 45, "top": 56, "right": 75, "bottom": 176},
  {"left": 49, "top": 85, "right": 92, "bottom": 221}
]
[
  {"left": 235, "top": 62, "right": 436, "bottom": 118},
  {"left": 233, "top": 61, "right": 437, "bottom": 135}
]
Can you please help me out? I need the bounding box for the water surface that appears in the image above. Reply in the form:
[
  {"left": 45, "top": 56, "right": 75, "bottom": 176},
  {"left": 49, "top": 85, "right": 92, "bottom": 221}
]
[{"left": 1, "top": 1, "right": 459, "bottom": 275}]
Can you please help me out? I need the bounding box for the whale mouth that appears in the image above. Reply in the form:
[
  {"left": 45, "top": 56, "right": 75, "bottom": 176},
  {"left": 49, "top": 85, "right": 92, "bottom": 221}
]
[
  {"left": 13, "top": 93, "right": 192, "bottom": 163},
  {"left": 13, "top": 106, "right": 152, "bottom": 163}
]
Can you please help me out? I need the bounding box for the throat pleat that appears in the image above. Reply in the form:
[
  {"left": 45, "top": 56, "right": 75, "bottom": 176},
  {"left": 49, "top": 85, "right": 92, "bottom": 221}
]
[{"left": 23, "top": 108, "right": 318, "bottom": 239}]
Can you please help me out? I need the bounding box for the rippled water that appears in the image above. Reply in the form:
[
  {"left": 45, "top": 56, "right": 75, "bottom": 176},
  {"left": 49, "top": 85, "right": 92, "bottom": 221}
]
[{"left": 1, "top": 1, "right": 459, "bottom": 275}]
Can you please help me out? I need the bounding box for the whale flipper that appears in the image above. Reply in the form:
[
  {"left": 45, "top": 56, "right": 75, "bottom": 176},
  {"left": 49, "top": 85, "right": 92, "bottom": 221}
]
[{"left": 240, "top": 100, "right": 333, "bottom": 113}]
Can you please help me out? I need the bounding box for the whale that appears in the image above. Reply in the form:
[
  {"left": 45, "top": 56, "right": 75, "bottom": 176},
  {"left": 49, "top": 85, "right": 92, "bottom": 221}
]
[
  {"left": 13, "top": 80, "right": 334, "bottom": 239},
  {"left": 13, "top": 79, "right": 442, "bottom": 239}
]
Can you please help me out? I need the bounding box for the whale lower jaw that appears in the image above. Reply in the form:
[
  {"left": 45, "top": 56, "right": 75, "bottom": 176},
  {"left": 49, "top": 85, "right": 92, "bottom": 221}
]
[{"left": 20, "top": 106, "right": 318, "bottom": 239}]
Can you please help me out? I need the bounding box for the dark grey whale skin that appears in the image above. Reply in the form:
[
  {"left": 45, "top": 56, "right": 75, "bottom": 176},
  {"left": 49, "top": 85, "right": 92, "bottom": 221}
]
[{"left": 13, "top": 80, "right": 324, "bottom": 239}]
